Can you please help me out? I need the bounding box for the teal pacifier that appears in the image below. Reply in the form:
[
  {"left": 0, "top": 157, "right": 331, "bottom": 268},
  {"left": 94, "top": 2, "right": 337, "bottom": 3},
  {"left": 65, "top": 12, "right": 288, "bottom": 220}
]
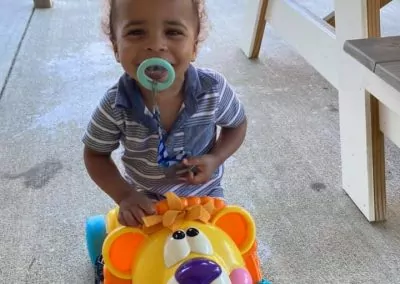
[{"left": 136, "top": 57, "right": 175, "bottom": 92}]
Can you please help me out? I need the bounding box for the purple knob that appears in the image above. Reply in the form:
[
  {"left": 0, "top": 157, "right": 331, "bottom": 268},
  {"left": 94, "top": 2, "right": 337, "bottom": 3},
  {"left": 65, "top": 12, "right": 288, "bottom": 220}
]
[{"left": 175, "top": 258, "right": 222, "bottom": 284}]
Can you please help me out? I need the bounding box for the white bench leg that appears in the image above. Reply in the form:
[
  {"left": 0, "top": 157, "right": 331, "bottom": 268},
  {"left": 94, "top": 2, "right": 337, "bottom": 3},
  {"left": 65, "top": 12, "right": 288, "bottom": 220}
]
[
  {"left": 335, "top": 0, "right": 386, "bottom": 221},
  {"left": 34, "top": 0, "right": 53, "bottom": 8},
  {"left": 240, "top": 0, "right": 269, "bottom": 58},
  {"left": 337, "top": 58, "right": 380, "bottom": 221}
]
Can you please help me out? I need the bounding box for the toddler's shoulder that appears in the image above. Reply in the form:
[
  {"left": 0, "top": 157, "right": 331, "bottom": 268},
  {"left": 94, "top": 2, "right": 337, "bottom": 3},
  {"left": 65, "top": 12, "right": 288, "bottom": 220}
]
[
  {"left": 89, "top": 83, "right": 127, "bottom": 126},
  {"left": 97, "top": 83, "right": 119, "bottom": 109},
  {"left": 195, "top": 67, "right": 230, "bottom": 93}
]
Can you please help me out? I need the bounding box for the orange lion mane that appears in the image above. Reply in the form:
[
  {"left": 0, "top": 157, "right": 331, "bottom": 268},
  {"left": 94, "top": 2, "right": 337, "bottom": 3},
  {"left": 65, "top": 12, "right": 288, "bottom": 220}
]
[{"left": 141, "top": 192, "right": 226, "bottom": 234}]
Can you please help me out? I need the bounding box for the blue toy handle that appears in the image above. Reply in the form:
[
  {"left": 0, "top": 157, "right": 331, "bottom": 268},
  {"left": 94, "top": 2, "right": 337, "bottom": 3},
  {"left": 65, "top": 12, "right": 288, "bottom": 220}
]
[
  {"left": 85, "top": 215, "right": 107, "bottom": 265},
  {"left": 137, "top": 57, "right": 175, "bottom": 92}
]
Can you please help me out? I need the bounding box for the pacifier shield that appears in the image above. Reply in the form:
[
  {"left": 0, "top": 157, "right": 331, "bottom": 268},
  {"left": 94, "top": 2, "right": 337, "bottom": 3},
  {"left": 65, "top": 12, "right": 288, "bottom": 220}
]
[{"left": 137, "top": 57, "right": 176, "bottom": 92}]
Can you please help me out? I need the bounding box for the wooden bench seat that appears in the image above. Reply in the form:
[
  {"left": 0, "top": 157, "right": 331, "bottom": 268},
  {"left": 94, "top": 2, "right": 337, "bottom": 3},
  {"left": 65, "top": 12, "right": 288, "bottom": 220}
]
[{"left": 344, "top": 36, "right": 400, "bottom": 93}]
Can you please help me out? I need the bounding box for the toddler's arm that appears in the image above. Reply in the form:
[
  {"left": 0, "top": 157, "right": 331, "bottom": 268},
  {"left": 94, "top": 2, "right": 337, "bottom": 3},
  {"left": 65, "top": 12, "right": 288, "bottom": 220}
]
[
  {"left": 83, "top": 146, "right": 132, "bottom": 204},
  {"left": 181, "top": 73, "right": 248, "bottom": 184},
  {"left": 212, "top": 73, "right": 248, "bottom": 164},
  {"left": 82, "top": 90, "right": 155, "bottom": 226},
  {"left": 82, "top": 89, "right": 133, "bottom": 204},
  {"left": 210, "top": 117, "right": 247, "bottom": 165},
  {"left": 84, "top": 146, "right": 155, "bottom": 226}
]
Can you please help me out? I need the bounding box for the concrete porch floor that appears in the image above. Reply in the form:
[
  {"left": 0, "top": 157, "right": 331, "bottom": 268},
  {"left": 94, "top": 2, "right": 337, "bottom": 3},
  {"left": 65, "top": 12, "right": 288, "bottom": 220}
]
[{"left": 0, "top": 0, "right": 400, "bottom": 283}]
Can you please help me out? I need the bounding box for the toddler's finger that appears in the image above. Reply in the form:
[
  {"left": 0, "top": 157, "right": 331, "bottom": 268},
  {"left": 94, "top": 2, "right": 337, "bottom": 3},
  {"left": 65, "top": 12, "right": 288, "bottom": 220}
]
[
  {"left": 179, "top": 170, "right": 195, "bottom": 183},
  {"left": 117, "top": 212, "right": 127, "bottom": 226},
  {"left": 122, "top": 210, "right": 137, "bottom": 227},
  {"left": 132, "top": 208, "right": 146, "bottom": 225},
  {"left": 189, "top": 172, "right": 207, "bottom": 185},
  {"left": 183, "top": 157, "right": 201, "bottom": 166},
  {"left": 139, "top": 200, "right": 156, "bottom": 215},
  {"left": 178, "top": 176, "right": 187, "bottom": 181},
  {"left": 177, "top": 175, "right": 189, "bottom": 183}
]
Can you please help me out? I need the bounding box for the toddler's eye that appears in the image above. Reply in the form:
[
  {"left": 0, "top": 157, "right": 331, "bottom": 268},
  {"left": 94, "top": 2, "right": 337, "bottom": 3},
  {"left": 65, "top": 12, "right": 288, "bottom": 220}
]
[
  {"left": 166, "top": 29, "right": 183, "bottom": 36},
  {"left": 126, "top": 29, "right": 144, "bottom": 36}
]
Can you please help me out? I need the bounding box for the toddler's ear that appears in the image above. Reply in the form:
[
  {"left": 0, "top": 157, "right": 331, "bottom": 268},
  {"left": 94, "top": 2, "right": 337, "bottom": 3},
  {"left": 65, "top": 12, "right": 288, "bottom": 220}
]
[
  {"left": 112, "top": 42, "right": 120, "bottom": 62},
  {"left": 191, "top": 41, "right": 198, "bottom": 62},
  {"left": 114, "top": 51, "right": 120, "bottom": 63}
]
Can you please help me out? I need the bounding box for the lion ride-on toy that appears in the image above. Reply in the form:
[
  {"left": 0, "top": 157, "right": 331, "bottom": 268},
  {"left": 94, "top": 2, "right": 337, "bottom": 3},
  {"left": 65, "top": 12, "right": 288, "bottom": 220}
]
[{"left": 85, "top": 192, "right": 271, "bottom": 284}]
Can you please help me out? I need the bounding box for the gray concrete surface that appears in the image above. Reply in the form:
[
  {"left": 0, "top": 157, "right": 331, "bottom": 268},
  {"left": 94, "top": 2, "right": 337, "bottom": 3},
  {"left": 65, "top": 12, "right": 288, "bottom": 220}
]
[
  {"left": 0, "top": 0, "right": 400, "bottom": 283},
  {"left": 0, "top": 0, "right": 33, "bottom": 96}
]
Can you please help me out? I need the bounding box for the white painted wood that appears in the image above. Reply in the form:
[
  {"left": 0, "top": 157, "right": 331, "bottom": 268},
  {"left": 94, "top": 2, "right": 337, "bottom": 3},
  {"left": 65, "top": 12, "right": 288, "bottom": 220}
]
[
  {"left": 240, "top": 0, "right": 265, "bottom": 57},
  {"left": 363, "top": 70, "right": 400, "bottom": 117},
  {"left": 334, "top": 0, "right": 376, "bottom": 221},
  {"left": 338, "top": 53, "right": 376, "bottom": 221},
  {"left": 266, "top": 0, "right": 338, "bottom": 87},
  {"left": 380, "top": 104, "right": 400, "bottom": 148},
  {"left": 363, "top": 66, "right": 400, "bottom": 148},
  {"left": 343, "top": 47, "right": 400, "bottom": 149},
  {"left": 239, "top": 0, "right": 400, "bottom": 221}
]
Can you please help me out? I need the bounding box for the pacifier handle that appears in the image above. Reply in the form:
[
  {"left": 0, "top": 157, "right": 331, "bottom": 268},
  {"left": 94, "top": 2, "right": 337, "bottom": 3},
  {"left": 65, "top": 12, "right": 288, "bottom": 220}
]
[{"left": 136, "top": 57, "right": 176, "bottom": 92}]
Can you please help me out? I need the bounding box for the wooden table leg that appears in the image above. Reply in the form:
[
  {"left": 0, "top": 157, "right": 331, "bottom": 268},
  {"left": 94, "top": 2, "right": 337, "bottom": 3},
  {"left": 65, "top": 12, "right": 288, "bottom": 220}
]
[
  {"left": 335, "top": 0, "right": 386, "bottom": 221},
  {"left": 367, "top": 0, "right": 386, "bottom": 221},
  {"left": 324, "top": 0, "right": 392, "bottom": 28},
  {"left": 33, "top": 0, "right": 53, "bottom": 8},
  {"left": 240, "top": 0, "right": 269, "bottom": 59}
]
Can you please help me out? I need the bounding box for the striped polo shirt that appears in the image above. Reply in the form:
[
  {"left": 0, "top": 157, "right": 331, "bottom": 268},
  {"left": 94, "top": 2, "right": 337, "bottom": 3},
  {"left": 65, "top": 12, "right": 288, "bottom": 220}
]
[{"left": 82, "top": 64, "right": 246, "bottom": 198}]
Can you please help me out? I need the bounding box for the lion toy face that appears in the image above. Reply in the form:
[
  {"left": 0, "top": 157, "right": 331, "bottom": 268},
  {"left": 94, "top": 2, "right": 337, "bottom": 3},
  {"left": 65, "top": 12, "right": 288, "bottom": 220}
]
[{"left": 101, "top": 193, "right": 262, "bottom": 284}]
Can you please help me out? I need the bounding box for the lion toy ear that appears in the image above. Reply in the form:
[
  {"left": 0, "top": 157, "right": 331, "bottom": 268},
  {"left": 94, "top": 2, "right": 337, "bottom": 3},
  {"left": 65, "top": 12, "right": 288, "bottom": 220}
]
[
  {"left": 211, "top": 206, "right": 256, "bottom": 255},
  {"left": 102, "top": 227, "right": 148, "bottom": 280}
]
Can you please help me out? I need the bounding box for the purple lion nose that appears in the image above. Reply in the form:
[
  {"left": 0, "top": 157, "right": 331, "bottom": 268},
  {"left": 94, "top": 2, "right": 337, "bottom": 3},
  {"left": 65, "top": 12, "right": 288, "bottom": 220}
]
[{"left": 175, "top": 258, "right": 222, "bottom": 284}]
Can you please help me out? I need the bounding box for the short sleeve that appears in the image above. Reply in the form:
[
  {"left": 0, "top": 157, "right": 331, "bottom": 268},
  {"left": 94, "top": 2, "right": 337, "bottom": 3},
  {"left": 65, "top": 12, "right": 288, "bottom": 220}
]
[
  {"left": 82, "top": 91, "right": 121, "bottom": 153},
  {"left": 215, "top": 75, "right": 246, "bottom": 128}
]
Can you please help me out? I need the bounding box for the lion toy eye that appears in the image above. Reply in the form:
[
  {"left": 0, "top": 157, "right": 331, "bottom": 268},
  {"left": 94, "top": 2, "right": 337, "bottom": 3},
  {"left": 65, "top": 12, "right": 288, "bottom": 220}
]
[
  {"left": 186, "top": 227, "right": 213, "bottom": 255},
  {"left": 164, "top": 230, "right": 191, "bottom": 268}
]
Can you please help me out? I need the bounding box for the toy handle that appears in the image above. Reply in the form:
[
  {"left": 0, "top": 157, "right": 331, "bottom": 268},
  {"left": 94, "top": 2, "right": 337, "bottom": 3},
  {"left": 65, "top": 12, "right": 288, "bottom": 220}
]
[{"left": 136, "top": 57, "right": 175, "bottom": 92}]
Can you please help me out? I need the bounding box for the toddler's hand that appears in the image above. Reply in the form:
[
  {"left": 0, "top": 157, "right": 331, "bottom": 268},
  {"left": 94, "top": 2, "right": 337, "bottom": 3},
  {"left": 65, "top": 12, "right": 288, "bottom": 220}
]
[
  {"left": 117, "top": 190, "right": 155, "bottom": 227},
  {"left": 180, "top": 155, "right": 220, "bottom": 185}
]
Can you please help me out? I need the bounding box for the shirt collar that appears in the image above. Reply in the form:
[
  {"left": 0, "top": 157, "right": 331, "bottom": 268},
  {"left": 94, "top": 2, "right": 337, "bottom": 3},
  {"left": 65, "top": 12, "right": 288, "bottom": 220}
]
[{"left": 115, "top": 64, "right": 205, "bottom": 114}]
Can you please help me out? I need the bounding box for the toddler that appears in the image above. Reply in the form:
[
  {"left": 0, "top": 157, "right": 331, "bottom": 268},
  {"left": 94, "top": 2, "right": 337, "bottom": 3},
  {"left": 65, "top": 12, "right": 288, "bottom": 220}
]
[{"left": 82, "top": 0, "right": 247, "bottom": 227}]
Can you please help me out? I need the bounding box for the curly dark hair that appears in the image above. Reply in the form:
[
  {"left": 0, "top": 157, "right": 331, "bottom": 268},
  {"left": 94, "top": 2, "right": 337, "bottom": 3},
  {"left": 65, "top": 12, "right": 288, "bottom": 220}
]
[{"left": 101, "top": 0, "right": 209, "bottom": 44}]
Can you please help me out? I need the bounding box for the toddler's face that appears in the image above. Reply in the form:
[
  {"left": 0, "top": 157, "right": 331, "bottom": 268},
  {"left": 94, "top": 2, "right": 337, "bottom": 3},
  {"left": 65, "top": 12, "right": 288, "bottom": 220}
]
[{"left": 111, "top": 0, "right": 199, "bottom": 90}]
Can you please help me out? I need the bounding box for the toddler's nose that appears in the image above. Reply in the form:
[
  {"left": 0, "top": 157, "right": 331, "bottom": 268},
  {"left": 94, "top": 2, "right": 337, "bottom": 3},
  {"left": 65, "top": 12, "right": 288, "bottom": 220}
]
[
  {"left": 175, "top": 258, "right": 221, "bottom": 284},
  {"left": 146, "top": 35, "right": 167, "bottom": 52}
]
